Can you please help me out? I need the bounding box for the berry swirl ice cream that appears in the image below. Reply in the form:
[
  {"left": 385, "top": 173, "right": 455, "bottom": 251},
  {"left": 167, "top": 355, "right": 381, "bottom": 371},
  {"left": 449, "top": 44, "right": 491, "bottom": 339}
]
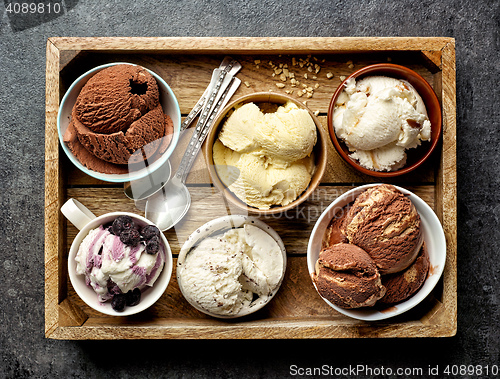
[{"left": 74, "top": 215, "right": 165, "bottom": 312}]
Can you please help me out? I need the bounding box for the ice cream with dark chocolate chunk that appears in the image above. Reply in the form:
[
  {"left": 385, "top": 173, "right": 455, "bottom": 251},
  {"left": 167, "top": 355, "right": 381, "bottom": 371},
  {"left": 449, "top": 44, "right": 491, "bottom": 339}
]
[
  {"left": 313, "top": 243, "right": 386, "bottom": 309},
  {"left": 63, "top": 64, "right": 174, "bottom": 175},
  {"left": 341, "top": 184, "right": 423, "bottom": 274}
]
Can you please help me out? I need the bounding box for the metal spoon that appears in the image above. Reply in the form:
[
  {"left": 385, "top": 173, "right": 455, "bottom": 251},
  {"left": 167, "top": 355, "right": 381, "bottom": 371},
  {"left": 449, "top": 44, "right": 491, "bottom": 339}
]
[
  {"left": 124, "top": 57, "right": 241, "bottom": 201},
  {"left": 145, "top": 75, "right": 241, "bottom": 231}
]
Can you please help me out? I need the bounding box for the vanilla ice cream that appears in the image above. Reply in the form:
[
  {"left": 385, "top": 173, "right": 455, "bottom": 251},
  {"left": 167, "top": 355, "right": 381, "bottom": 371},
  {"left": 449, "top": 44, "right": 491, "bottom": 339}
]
[
  {"left": 177, "top": 224, "right": 284, "bottom": 316},
  {"left": 333, "top": 76, "right": 431, "bottom": 171},
  {"left": 75, "top": 224, "right": 165, "bottom": 304},
  {"left": 214, "top": 101, "right": 317, "bottom": 209}
]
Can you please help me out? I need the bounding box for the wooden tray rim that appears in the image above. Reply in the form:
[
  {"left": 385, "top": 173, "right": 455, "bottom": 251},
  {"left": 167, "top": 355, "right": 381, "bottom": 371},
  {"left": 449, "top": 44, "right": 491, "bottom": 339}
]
[{"left": 45, "top": 37, "right": 456, "bottom": 340}]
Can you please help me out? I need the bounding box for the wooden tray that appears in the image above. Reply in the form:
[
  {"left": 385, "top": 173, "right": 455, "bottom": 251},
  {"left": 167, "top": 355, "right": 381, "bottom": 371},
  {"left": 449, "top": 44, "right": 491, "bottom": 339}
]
[{"left": 45, "top": 37, "right": 457, "bottom": 339}]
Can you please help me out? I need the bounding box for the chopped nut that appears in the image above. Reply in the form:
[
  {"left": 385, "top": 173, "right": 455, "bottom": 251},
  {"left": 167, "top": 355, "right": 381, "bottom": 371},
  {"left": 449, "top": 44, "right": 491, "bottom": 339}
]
[
  {"left": 285, "top": 90, "right": 291, "bottom": 94},
  {"left": 326, "top": 72, "right": 334, "bottom": 79},
  {"left": 244, "top": 81, "right": 251, "bottom": 87},
  {"left": 272, "top": 73, "right": 276, "bottom": 77},
  {"left": 313, "top": 56, "right": 318, "bottom": 61},
  {"left": 289, "top": 72, "right": 295, "bottom": 78},
  {"left": 307, "top": 66, "right": 313, "bottom": 72},
  {"left": 311, "top": 75, "right": 317, "bottom": 80},
  {"left": 314, "top": 110, "right": 320, "bottom": 116},
  {"left": 314, "top": 64, "right": 321, "bottom": 73},
  {"left": 279, "top": 63, "right": 283, "bottom": 68},
  {"left": 346, "top": 60, "right": 354, "bottom": 69},
  {"left": 306, "top": 92, "right": 313, "bottom": 98},
  {"left": 292, "top": 57, "right": 297, "bottom": 66},
  {"left": 279, "top": 73, "right": 287, "bottom": 82},
  {"left": 283, "top": 68, "right": 290, "bottom": 77},
  {"left": 302, "top": 83, "right": 307, "bottom": 88},
  {"left": 314, "top": 83, "right": 320, "bottom": 89},
  {"left": 284, "top": 64, "right": 288, "bottom": 69},
  {"left": 303, "top": 100, "right": 308, "bottom": 105},
  {"left": 299, "top": 61, "right": 304, "bottom": 68},
  {"left": 339, "top": 75, "right": 346, "bottom": 81},
  {"left": 269, "top": 60, "right": 274, "bottom": 66},
  {"left": 274, "top": 68, "right": 282, "bottom": 75},
  {"left": 254, "top": 59, "right": 261, "bottom": 65},
  {"left": 304, "top": 73, "right": 308, "bottom": 79},
  {"left": 275, "top": 82, "right": 285, "bottom": 88},
  {"left": 255, "top": 65, "right": 259, "bottom": 69},
  {"left": 297, "top": 90, "right": 304, "bottom": 97},
  {"left": 306, "top": 87, "right": 313, "bottom": 92},
  {"left": 321, "top": 59, "right": 326, "bottom": 63}
]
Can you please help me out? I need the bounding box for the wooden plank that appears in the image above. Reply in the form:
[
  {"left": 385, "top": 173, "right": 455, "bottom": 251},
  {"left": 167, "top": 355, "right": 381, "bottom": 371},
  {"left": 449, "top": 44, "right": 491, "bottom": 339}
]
[
  {"left": 50, "top": 37, "right": 452, "bottom": 54},
  {"left": 44, "top": 39, "right": 62, "bottom": 338},
  {"left": 66, "top": 185, "right": 434, "bottom": 256},
  {"left": 58, "top": 256, "right": 450, "bottom": 339},
  {"left": 435, "top": 40, "right": 457, "bottom": 336}
]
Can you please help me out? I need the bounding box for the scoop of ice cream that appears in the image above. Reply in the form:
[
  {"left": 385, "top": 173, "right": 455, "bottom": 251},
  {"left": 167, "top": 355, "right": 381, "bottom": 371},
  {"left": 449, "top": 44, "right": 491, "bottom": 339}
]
[
  {"left": 219, "top": 101, "right": 317, "bottom": 168},
  {"left": 75, "top": 224, "right": 165, "bottom": 304},
  {"left": 313, "top": 243, "right": 386, "bottom": 309},
  {"left": 379, "top": 243, "right": 430, "bottom": 304},
  {"left": 72, "top": 104, "right": 172, "bottom": 165},
  {"left": 341, "top": 184, "right": 423, "bottom": 274},
  {"left": 333, "top": 76, "right": 431, "bottom": 171},
  {"left": 74, "top": 64, "right": 159, "bottom": 134},
  {"left": 214, "top": 101, "right": 317, "bottom": 209},
  {"left": 213, "top": 139, "right": 314, "bottom": 209},
  {"left": 178, "top": 224, "right": 284, "bottom": 316},
  {"left": 63, "top": 64, "right": 174, "bottom": 174}
]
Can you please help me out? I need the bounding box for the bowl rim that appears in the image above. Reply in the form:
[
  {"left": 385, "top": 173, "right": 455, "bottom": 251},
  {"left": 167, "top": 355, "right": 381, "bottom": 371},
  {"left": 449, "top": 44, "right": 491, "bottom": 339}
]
[
  {"left": 176, "top": 215, "right": 287, "bottom": 319},
  {"left": 67, "top": 211, "right": 173, "bottom": 316},
  {"left": 205, "top": 91, "right": 328, "bottom": 215},
  {"left": 307, "top": 183, "right": 446, "bottom": 321},
  {"left": 327, "top": 63, "right": 442, "bottom": 177},
  {"left": 57, "top": 62, "right": 181, "bottom": 183}
]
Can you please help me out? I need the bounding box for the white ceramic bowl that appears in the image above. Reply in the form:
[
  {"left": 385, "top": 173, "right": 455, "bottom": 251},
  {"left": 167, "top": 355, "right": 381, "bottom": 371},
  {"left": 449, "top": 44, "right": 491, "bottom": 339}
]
[
  {"left": 64, "top": 200, "right": 173, "bottom": 316},
  {"left": 307, "top": 184, "right": 446, "bottom": 321},
  {"left": 177, "top": 215, "right": 287, "bottom": 319},
  {"left": 57, "top": 62, "right": 181, "bottom": 183}
]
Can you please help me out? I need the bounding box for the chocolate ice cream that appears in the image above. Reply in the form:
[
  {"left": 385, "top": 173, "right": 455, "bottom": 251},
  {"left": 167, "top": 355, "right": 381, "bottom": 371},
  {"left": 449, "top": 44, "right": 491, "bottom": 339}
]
[
  {"left": 63, "top": 64, "right": 174, "bottom": 175},
  {"left": 313, "top": 243, "right": 386, "bottom": 309},
  {"left": 341, "top": 184, "right": 423, "bottom": 274},
  {"left": 379, "top": 244, "right": 430, "bottom": 305}
]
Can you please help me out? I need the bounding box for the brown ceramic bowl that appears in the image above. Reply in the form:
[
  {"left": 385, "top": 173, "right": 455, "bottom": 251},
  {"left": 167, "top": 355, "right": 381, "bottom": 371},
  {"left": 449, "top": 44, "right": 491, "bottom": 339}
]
[
  {"left": 205, "top": 92, "right": 327, "bottom": 215},
  {"left": 327, "top": 63, "right": 442, "bottom": 177}
]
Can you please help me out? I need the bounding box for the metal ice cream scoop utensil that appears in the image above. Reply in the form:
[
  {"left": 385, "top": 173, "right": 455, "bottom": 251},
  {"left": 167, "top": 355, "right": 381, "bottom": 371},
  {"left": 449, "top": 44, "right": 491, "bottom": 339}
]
[
  {"left": 123, "top": 57, "right": 241, "bottom": 201},
  {"left": 145, "top": 70, "right": 241, "bottom": 231}
]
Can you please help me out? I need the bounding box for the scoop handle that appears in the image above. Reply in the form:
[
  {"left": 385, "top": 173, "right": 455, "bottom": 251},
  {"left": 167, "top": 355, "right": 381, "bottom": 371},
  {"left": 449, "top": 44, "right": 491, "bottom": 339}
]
[{"left": 60, "top": 198, "right": 96, "bottom": 230}]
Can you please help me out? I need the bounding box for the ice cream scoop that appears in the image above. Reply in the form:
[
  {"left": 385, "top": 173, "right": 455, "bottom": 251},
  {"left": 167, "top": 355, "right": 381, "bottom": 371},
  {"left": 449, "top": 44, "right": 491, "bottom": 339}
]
[
  {"left": 178, "top": 223, "right": 284, "bottom": 317},
  {"left": 379, "top": 244, "right": 430, "bottom": 304},
  {"left": 62, "top": 64, "right": 175, "bottom": 175},
  {"left": 213, "top": 100, "right": 317, "bottom": 209},
  {"left": 333, "top": 75, "right": 431, "bottom": 172},
  {"left": 341, "top": 184, "right": 423, "bottom": 274},
  {"left": 313, "top": 243, "right": 386, "bottom": 309}
]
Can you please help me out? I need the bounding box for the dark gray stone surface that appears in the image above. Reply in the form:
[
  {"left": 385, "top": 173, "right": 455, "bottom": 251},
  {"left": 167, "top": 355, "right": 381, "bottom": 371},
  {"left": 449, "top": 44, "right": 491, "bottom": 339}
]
[{"left": 0, "top": 0, "right": 498, "bottom": 377}]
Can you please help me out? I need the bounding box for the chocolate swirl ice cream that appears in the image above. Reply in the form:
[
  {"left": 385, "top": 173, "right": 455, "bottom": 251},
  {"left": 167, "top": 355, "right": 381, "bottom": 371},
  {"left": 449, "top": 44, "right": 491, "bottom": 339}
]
[
  {"left": 341, "top": 184, "right": 423, "bottom": 274},
  {"left": 313, "top": 243, "right": 386, "bottom": 309},
  {"left": 313, "top": 184, "right": 430, "bottom": 310}
]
